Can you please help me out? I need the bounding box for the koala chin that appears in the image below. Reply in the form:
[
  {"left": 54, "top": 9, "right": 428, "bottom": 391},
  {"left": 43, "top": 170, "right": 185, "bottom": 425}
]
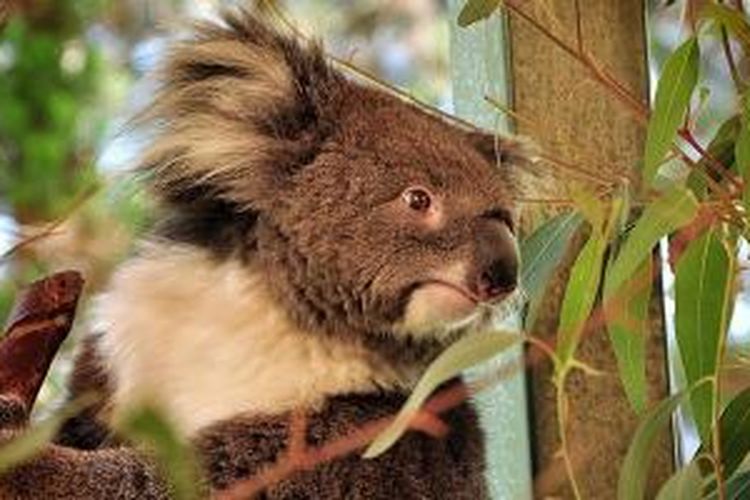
[{"left": 28, "top": 7, "right": 535, "bottom": 499}]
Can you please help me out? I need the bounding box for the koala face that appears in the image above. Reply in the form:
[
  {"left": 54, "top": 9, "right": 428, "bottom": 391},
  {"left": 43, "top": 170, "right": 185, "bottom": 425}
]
[
  {"left": 141, "top": 9, "right": 530, "bottom": 347},
  {"left": 259, "top": 92, "right": 521, "bottom": 340}
]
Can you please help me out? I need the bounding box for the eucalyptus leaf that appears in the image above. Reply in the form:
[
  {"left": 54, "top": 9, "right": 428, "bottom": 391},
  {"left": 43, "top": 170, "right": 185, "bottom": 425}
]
[
  {"left": 736, "top": 100, "right": 750, "bottom": 214},
  {"left": 457, "top": 0, "right": 503, "bottom": 27},
  {"left": 0, "top": 418, "right": 63, "bottom": 474},
  {"left": 520, "top": 211, "right": 583, "bottom": 330},
  {"left": 556, "top": 194, "right": 618, "bottom": 367},
  {"left": 701, "top": 4, "right": 750, "bottom": 54},
  {"left": 0, "top": 395, "right": 94, "bottom": 474},
  {"left": 605, "top": 187, "right": 698, "bottom": 295},
  {"left": 364, "top": 329, "right": 519, "bottom": 458},
  {"left": 687, "top": 116, "right": 740, "bottom": 200},
  {"left": 606, "top": 257, "right": 653, "bottom": 414},
  {"left": 725, "top": 470, "right": 750, "bottom": 500},
  {"left": 555, "top": 224, "right": 607, "bottom": 367},
  {"left": 704, "top": 470, "right": 750, "bottom": 500},
  {"left": 655, "top": 462, "right": 703, "bottom": 500},
  {"left": 718, "top": 386, "right": 750, "bottom": 479},
  {"left": 119, "top": 406, "right": 200, "bottom": 500},
  {"left": 569, "top": 185, "right": 605, "bottom": 229},
  {"left": 675, "top": 229, "right": 735, "bottom": 443},
  {"left": 618, "top": 393, "right": 685, "bottom": 500},
  {"left": 644, "top": 37, "right": 700, "bottom": 185}
]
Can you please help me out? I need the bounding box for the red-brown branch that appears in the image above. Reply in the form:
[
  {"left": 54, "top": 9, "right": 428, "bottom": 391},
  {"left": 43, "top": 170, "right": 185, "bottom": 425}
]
[{"left": 0, "top": 271, "right": 84, "bottom": 426}]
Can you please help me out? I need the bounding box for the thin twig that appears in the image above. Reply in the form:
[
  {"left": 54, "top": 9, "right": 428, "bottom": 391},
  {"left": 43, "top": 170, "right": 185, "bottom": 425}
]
[
  {"left": 679, "top": 129, "right": 744, "bottom": 191},
  {"left": 573, "top": 0, "right": 584, "bottom": 54},
  {"left": 261, "top": 0, "right": 481, "bottom": 133},
  {"left": 720, "top": 26, "right": 744, "bottom": 92},
  {"left": 0, "top": 184, "right": 99, "bottom": 264}
]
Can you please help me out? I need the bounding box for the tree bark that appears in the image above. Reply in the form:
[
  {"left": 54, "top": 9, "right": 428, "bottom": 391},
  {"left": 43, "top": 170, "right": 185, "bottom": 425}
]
[{"left": 507, "top": 1, "right": 674, "bottom": 497}]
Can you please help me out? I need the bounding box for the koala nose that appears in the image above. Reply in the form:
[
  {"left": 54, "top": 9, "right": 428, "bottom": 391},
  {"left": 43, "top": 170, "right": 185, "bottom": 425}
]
[
  {"left": 472, "top": 218, "right": 518, "bottom": 302},
  {"left": 477, "top": 258, "right": 518, "bottom": 301}
]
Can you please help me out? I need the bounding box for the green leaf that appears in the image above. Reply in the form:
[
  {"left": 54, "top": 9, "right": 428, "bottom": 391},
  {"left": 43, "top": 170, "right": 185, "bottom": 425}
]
[
  {"left": 675, "top": 228, "right": 735, "bottom": 443},
  {"left": 725, "top": 471, "right": 750, "bottom": 500},
  {"left": 736, "top": 100, "right": 750, "bottom": 214},
  {"left": 718, "top": 386, "right": 750, "bottom": 479},
  {"left": 701, "top": 4, "right": 750, "bottom": 55},
  {"left": 0, "top": 418, "right": 64, "bottom": 474},
  {"left": 556, "top": 194, "right": 620, "bottom": 367},
  {"left": 705, "top": 470, "right": 750, "bottom": 500},
  {"left": 457, "top": 0, "right": 503, "bottom": 27},
  {"left": 644, "top": 37, "right": 700, "bottom": 185},
  {"left": 603, "top": 188, "right": 696, "bottom": 406},
  {"left": 656, "top": 462, "right": 703, "bottom": 500},
  {"left": 606, "top": 187, "right": 698, "bottom": 295},
  {"left": 606, "top": 257, "right": 653, "bottom": 414},
  {"left": 569, "top": 185, "right": 605, "bottom": 229},
  {"left": 618, "top": 393, "right": 686, "bottom": 500},
  {"left": 119, "top": 406, "right": 200, "bottom": 500},
  {"left": 555, "top": 224, "right": 608, "bottom": 367},
  {"left": 688, "top": 116, "right": 740, "bottom": 200},
  {"left": 0, "top": 395, "right": 95, "bottom": 474},
  {"left": 520, "top": 211, "right": 583, "bottom": 329},
  {"left": 364, "top": 329, "right": 519, "bottom": 458}
]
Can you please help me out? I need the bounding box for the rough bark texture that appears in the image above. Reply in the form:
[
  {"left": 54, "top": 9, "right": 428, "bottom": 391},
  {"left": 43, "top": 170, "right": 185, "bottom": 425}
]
[{"left": 508, "top": 1, "right": 674, "bottom": 498}]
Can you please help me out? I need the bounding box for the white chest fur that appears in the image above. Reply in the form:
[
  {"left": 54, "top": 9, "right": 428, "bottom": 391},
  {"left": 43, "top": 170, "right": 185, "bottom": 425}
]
[{"left": 92, "top": 244, "right": 412, "bottom": 436}]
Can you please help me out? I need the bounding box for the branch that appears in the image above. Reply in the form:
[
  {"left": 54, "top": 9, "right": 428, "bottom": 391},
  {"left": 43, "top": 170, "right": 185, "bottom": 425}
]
[{"left": 0, "top": 271, "right": 84, "bottom": 427}]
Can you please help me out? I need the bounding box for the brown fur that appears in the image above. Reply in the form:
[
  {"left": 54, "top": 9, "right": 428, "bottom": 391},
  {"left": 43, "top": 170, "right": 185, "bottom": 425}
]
[
  {"left": 3, "top": 384, "right": 483, "bottom": 499},
  {"left": 2, "top": 7, "right": 533, "bottom": 499}
]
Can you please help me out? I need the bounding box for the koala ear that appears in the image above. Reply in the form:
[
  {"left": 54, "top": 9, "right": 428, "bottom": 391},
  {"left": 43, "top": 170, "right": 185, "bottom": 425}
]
[
  {"left": 466, "top": 131, "right": 540, "bottom": 171},
  {"left": 137, "top": 8, "right": 341, "bottom": 210}
]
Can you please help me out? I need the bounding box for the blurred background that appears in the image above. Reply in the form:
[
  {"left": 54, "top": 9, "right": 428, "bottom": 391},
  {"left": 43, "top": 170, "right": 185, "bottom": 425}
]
[{"left": 0, "top": 0, "right": 452, "bottom": 411}]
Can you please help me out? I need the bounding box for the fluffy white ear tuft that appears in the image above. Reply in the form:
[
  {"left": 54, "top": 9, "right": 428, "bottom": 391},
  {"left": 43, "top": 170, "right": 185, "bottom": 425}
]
[{"left": 136, "top": 8, "right": 342, "bottom": 211}]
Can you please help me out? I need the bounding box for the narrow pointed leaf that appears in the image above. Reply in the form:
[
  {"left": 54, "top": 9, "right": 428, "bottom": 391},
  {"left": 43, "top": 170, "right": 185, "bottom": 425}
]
[
  {"left": 556, "top": 195, "right": 620, "bottom": 367},
  {"left": 619, "top": 393, "right": 686, "bottom": 500},
  {"left": 675, "top": 229, "right": 735, "bottom": 443},
  {"left": 606, "top": 187, "right": 698, "bottom": 295},
  {"left": 718, "top": 386, "right": 750, "bottom": 478},
  {"left": 687, "top": 116, "right": 740, "bottom": 200},
  {"left": 0, "top": 395, "right": 95, "bottom": 473},
  {"left": 701, "top": 4, "right": 750, "bottom": 54},
  {"left": 120, "top": 406, "right": 200, "bottom": 500},
  {"left": 644, "top": 37, "right": 700, "bottom": 184},
  {"left": 705, "top": 470, "right": 750, "bottom": 500},
  {"left": 656, "top": 462, "right": 703, "bottom": 500},
  {"left": 569, "top": 185, "right": 605, "bottom": 229},
  {"left": 555, "top": 227, "right": 607, "bottom": 366},
  {"left": 606, "top": 258, "right": 653, "bottom": 414},
  {"left": 736, "top": 102, "right": 750, "bottom": 214},
  {"left": 457, "top": 0, "right": 503, "bottom": 27},
  {"left": 364, "top": 329, "right": 518, "bottom": 458},
  {"left": 726, "top": 471, "right": 750, "bottom": 500},
  {"left": 520, "top": 211, "right": 583, "bottom": 329}
]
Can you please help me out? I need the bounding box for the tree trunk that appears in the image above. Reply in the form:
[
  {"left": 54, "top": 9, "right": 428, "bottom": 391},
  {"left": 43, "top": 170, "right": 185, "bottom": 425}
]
[{"left": 507, "top": 1, "right": 674, "bottom": 497}]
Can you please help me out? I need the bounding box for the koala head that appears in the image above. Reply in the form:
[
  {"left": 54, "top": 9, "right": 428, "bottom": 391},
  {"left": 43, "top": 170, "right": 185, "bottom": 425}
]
[{"left": 139, "top": 9, "right": 532, "bottom": 350}]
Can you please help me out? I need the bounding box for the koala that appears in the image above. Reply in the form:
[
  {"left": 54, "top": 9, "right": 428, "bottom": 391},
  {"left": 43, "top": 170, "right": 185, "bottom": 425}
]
[{"left": 0, "top": 7, "right": 531, "bottom": 499}]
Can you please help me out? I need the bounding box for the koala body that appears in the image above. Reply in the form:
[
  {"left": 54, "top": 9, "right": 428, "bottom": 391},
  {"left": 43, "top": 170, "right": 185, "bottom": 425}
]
[{"left": 1, "top": 8, "right": 529, "bottom": 499}]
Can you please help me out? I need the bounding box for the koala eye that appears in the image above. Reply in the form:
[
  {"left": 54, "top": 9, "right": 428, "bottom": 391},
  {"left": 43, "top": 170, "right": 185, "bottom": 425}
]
[{"left": 402, "top": 187, "right": 432, "bottom": 212}]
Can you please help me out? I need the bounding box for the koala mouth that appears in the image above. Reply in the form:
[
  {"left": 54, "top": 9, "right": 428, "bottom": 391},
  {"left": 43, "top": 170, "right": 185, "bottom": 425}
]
[{"left": 418, "top": 279, "right": 481, "bottom": 306}]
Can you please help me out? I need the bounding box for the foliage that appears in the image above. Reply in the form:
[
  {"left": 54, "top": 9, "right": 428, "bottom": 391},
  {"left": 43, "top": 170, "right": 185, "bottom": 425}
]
[{"left": 0, "top": 2, "right": 104, "bottom": 222}]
